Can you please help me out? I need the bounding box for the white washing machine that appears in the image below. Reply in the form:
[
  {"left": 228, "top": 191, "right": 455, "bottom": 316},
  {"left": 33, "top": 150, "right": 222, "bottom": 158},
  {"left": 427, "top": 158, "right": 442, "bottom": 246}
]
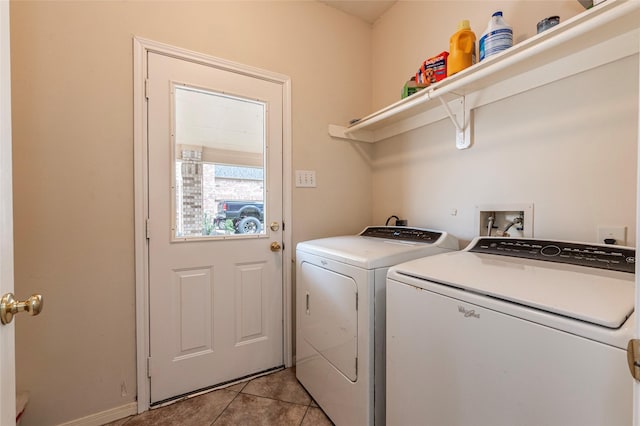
[
  {"left": 295, "top": 226, "right": 459, "bottom": 426},
  {"left": 386, "top": 236, "right": 636, "bottom": 426}
]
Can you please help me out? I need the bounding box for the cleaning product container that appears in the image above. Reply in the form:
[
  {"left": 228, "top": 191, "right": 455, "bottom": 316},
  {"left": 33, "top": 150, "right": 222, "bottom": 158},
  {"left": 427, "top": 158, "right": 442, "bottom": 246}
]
[
  {"left": 479, "top": 11, "right": 513, "bottom": 61},
  {"left": 537, "top": 16, "right": 560, "bottom": 34},
  {"left": 447, "top": 20, "right": 476, "bottom": 76}
]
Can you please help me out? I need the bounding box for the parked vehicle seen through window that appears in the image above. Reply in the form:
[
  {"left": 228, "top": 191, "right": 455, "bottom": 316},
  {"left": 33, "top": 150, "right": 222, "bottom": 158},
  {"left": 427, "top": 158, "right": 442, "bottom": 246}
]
[
  {"left": 215, "top": 200, "right": 264, "bottom": 234},
  {"left": 176, "top": 163, "right": 265, "bottom": 238}
]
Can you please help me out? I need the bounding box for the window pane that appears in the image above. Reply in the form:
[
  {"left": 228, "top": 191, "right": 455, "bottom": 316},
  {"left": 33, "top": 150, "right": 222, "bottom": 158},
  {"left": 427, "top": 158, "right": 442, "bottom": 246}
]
[{"left": 173, "top": 85, "right": 266, "bottom": 239}]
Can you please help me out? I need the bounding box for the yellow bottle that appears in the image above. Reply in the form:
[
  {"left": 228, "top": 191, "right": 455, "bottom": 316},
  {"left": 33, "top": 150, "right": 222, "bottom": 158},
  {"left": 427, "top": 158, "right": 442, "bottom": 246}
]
[{"left": 447, "top": 20, "right": 476, "bottom": 76}]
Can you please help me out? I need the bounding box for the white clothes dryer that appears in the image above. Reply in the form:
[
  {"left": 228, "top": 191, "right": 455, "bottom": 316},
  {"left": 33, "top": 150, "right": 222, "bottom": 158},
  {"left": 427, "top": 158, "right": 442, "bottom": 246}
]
[
  {"left": 386, "top": 236, "right": 636, "bottom": 426},
  {"left": 295, "top": 226, "right": 459, "bottom": 426}
]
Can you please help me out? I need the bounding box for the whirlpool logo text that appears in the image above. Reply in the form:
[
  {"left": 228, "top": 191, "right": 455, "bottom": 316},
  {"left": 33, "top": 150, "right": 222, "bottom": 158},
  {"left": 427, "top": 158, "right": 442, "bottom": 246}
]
[{"left": 458, "top": 305, "right": 480, "bottom": 319}]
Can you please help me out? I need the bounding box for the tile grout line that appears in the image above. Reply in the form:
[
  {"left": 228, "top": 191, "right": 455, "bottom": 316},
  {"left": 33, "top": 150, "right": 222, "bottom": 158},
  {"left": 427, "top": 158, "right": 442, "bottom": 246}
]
[
  {"left": 239, "top": 389, "right": 312, "bottom": 407},
  {"left": 209, "top": 387, "right": 243, "bottom": 426},
  {"left": 299, "top": 405, "right": 312, "bottom": 426}
]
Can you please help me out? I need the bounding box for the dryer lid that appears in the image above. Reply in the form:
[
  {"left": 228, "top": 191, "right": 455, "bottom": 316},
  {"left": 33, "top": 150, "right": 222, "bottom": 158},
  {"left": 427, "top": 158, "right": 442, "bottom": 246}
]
[
  {"left": 390, "top": 248, "right": 635, "bottom": 329},
  {"left": 296, "top": 227, "right": 458, "bottom": 269}
]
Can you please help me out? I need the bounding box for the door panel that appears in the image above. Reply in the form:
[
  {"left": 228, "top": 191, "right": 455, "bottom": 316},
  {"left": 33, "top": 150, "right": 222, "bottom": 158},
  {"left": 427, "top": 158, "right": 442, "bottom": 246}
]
[
  {"left": 148, "top": 52, "right": 283, "bottom": 403},
  {"left": 236, "top": 262, "right": 267, "bottom": 342},
  {"left": 175, "top": 267, "right": 212, "bottom": 355}
]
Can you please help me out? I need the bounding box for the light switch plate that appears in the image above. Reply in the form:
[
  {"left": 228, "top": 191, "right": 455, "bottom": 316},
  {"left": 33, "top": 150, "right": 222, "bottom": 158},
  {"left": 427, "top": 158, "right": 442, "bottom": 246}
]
[{"left": 295, "top": 170, "right": 316, "bottom": 188}]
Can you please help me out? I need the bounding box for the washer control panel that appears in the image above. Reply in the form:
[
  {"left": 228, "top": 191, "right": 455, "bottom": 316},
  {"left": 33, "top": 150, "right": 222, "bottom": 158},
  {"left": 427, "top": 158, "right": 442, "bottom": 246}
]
[
  {"left": 360, "top": 226, "right": 442, "bottom": 243},
  {"left": 470, "top": 238, "right": 636, "bottom": 273}
]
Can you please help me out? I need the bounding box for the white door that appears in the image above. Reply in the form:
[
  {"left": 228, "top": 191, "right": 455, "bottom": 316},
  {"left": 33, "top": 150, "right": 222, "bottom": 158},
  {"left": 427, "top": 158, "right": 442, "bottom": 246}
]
[
  {"left": 636, "top": 63, "right": 640, "bottom": 425},
  {"left": 0, "top": 1, "right": 15, "bottom": 423},
  {"left": 147, "top": 51, "right": 284, "bottom": 404}
]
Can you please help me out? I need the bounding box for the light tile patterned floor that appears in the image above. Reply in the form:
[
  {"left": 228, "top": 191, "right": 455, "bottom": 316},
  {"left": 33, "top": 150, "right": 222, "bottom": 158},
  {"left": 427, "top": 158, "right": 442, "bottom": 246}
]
[{"left": 103, "top": 368, "right": 333, "bottom": 426}]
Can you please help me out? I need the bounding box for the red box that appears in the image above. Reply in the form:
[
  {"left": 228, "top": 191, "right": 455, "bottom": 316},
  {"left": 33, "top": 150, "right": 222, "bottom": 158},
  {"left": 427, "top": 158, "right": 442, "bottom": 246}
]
[{"left": 416, "top": 51, "right": 449, "bottom": 85}]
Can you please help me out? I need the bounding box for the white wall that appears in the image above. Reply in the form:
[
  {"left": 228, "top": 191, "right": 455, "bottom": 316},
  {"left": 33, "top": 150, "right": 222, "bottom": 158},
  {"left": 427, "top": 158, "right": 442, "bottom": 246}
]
[
  {"left": 371, "top": 1, "right": 638, "bottom": 247},
  {"left": 9, "top": 2, "right": 372, "bottom": 424}
]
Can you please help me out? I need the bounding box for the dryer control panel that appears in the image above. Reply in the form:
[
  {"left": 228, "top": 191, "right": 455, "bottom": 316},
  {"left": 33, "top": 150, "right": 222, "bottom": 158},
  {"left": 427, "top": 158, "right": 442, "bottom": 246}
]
[
  {"left": 360, "top": 226, "right": 442, "bottom": 243},
  {"left": 470, "top": 238, "right": 636, "bottom": 273}
]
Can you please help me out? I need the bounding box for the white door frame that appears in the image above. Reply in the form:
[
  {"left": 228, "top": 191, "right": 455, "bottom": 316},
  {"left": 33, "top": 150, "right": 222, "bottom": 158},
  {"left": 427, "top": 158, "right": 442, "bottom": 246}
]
[
  {"left": 635, "top": 40, "right": 640, "bottom": 426},
  {"left": 0, "top": 1, "right": 15, "bottom": 424},
  {"left": 133, "top": 37, "right": 293, "bottom": 414}
]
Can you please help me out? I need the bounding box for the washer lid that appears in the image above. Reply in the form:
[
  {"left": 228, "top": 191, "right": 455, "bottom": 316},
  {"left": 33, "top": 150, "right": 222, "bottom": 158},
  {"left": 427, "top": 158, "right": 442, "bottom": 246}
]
[{"left": 390, "top": 249, "right": 635, "bottom": 329}]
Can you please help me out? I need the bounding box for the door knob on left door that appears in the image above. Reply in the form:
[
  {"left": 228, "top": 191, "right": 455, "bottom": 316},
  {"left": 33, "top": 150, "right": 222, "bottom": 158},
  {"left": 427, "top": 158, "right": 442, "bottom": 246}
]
[
  {"left": 1, "top": 293, "right": 44, "bottom": 325},
  {"left": 270, "top": 242, "right": 282, "bottom": 252}
]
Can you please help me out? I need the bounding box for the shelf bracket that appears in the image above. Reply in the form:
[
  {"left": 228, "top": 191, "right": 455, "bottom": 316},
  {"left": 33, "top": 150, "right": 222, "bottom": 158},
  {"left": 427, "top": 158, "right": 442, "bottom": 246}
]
[
  {"left": 328, "top": 124, "right": 375, "bottom": 143},
  {"left": 437, "top": 96, "right": 472, "bottom": 150}
]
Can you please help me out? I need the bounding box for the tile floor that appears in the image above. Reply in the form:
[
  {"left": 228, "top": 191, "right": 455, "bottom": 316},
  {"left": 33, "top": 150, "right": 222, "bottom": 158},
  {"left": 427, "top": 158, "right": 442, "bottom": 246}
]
[{"left": 103, "top": 368, "right": 333, "bottom": 426}]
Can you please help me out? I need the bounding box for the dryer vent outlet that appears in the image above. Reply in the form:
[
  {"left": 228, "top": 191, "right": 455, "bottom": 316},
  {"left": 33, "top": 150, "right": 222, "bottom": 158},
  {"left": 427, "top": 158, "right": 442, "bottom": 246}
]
[{"left": 475, "top": 203, "right": 534, "bottom": 238}]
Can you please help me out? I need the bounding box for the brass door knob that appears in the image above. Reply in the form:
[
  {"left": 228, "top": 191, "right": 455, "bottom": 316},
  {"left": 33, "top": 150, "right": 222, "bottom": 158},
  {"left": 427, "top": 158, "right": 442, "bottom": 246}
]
[
  {"left": 270, "top": 242, "right": 282, "bottom": 252},
  {"left": 0, "top": 293, "right": 44, "bottom": 325},
  {"left": 628, "top": 339, "right": 640, "bottom": 381}
]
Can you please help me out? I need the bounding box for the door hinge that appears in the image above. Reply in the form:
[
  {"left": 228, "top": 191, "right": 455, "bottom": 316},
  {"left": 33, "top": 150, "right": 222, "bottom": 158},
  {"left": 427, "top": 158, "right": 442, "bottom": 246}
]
[
  {"left": 282, "top": 221, "right": 285, "bottom": 231},
  {"left": 147, "top": 356, "right": 152, "bottom": 378},
  {"left": 355, "top": 357, "right": 358, "bottom": 375},
  {"left": 146, "top": 218, "right": 151, "bottom": 239},
  {"left": 627, "top": 339, "right": 640, "bottom": 380},
  {"left": 355, "top": 293, "right": 358, "bottom": 311},
  {"left": 144, "top": 79, "right": 150, "bottom": 100}
]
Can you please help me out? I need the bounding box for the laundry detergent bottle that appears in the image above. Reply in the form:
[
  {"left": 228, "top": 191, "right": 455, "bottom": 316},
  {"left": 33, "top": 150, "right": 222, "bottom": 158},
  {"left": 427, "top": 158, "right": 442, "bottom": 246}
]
[
  {"left": 479, "top": 11, "right": 513, "bottom": 61},
  {"left": 447, "top": 20, "right": 476, "bottom": 76}
]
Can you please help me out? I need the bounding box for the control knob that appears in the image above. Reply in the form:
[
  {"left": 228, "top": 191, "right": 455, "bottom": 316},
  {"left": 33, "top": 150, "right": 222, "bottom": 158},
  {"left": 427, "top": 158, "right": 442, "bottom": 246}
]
[{"left": 540, "top": 245, "right": 561, "bottom": 257}]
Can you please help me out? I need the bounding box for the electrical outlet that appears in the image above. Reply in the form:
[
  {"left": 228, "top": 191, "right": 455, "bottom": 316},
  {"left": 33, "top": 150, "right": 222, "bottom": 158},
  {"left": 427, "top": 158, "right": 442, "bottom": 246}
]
[
  {"left": 597, "top": 226, "right": 627, "bottom": 246},
  {"left": 295, "top": 170, "right": 316, "bottom": 188}
]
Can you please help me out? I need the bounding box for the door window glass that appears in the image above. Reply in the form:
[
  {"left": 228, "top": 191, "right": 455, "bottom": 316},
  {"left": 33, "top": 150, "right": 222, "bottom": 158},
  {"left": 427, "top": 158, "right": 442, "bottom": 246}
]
[{"left": 172, "top": 84, "right": 266, "bottom": 239}]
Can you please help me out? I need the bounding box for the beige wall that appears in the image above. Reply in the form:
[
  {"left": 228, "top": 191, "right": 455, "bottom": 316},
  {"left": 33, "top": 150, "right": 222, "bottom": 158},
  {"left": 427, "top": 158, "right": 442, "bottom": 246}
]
[
  {"left": 372, "top": 1, "right": 586, "bottom": 109},
  {"left": 9, "top": 0, "right": 639, "bottom": 424},
  {"left": 371, "top": 2, "right": 638, "bottom": 246},
  {"left": 10, "top": 1, "right": 372, "bottom": 424}
]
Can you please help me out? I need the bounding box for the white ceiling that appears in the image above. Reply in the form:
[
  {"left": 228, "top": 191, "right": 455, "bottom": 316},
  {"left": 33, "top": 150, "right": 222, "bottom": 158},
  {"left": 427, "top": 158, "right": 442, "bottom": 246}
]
[{"left": 319, "top": 1, "right": 397, "bottom": 24}]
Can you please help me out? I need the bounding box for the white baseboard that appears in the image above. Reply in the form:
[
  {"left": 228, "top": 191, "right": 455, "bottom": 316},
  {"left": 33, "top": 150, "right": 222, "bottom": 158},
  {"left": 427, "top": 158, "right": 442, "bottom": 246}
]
[{"left": 56, "top": 402, "right": 137, "bottom": 426}]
